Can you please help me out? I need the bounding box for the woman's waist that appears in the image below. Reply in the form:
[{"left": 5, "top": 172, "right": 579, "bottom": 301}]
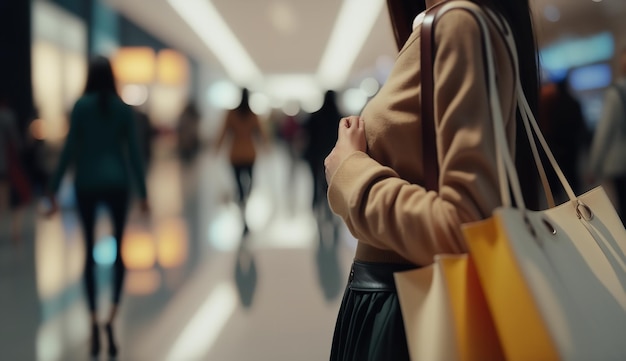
[
  {"left": 74, "top": 169, "right": 131, "bottom": 188},
  {"left": 354, "top": 242, "right": 415, "bottom": 265},
  {"left": 349, "top": 259, "right": 418, "bottom": 292},
  {"left": 230, "top": 147, "right": 256, "bottom": 162}
]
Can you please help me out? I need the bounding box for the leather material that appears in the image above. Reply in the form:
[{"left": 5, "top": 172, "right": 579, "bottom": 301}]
[
  {"left": 349, "top": 261, "right": 416, "bottom": 292},
  {"left": 420, "top": 2, "right": 440, "bottom": 192}
]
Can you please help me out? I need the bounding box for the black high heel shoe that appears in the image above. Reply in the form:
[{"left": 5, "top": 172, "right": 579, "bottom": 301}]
[
  {"left": 90, "top": 323, "right": 100, "bottom": 358},
  {"left": 105, "top": 323, "right": 118, "bottom": 358}
]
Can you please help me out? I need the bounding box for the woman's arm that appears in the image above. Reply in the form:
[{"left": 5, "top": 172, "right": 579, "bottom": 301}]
[
  {"left": 49, "top": 101, "right": 82, "bottom": 194},
  {"left": 215, "top": 111, "right": 232, "bottom": 151},
  {"left": 45, "top": 101, "right": 83, "bottom": 216},
  {"left": 327, "top": 9, "right": 510, "bottom": 266}
]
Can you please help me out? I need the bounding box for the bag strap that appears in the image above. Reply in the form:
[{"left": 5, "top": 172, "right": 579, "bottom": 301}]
[
  {"left": 420, "top": 5, "right": 444, "bottom": 192},
  {"left": 420, "top": 2, "right": 558, "bottom": 208}
]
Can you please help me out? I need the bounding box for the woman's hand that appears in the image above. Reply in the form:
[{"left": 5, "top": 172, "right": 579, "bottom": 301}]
[{"left": 324, "top": 116, "right": 366, "bottom": 184}]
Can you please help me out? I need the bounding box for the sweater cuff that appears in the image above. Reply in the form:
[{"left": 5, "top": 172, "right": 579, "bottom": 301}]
[{"left": 327, "top": 151, "right": 396, "bottom": 218}]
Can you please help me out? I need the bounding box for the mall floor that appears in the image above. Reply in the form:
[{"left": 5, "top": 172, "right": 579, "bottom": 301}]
[{"left": 0, "top": 139, "right": 357, "bottom": 361}]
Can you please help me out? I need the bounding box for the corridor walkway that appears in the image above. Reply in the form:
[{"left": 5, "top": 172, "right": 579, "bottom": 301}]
[{"left": 0, "top": 141, "right": 356, "bottom": 361}]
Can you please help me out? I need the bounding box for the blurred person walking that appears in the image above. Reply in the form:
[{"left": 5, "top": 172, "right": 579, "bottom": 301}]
[
  {"left": 215, "top": 88, "right": 267, "bottom": 211},
  {"left": 133, "top": 105, "right": 157, "bottom": 168},
  {"left": 0, "top": 93, "right": 30, "bottom": 244},
  {"left": 539, "top": 75, "right": 590, "bottom": 201},
  {"left": 177, "top": 101, "right": 201, "bottom": 164},
  {"left": 44, "top": 56, "right": 149, "bottom": 358},
  {"left": 589, "top": 48, "right": 626, "bottom": 220},
  {"left": 303, "top": 90, "right": 341, "bottom": 218}
]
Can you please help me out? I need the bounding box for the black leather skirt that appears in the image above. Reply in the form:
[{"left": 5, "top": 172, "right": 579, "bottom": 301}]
[{"left": 329, "top": 261, "right": 417, "bottom": 361}]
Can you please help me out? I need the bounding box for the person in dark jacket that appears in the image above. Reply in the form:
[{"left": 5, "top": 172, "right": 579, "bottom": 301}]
[
  {"left": 45, "top": 56, "right": 149, "bottom": 359},
  {"left": 539, "top": 75, "right": 591, "bottom": 200},
  {"left": 303, "top": 90, "right": 342, "bottom": 217}
]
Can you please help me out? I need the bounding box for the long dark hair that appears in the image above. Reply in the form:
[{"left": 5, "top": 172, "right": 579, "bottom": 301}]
[
  {"left": 386, "top": 0, "right": 540, "bottom": 208},
  {"left": 479, "top": 0, "right": 540, "bottom": 209},
  {"left": 386, "top": 0, "right": 426, "bottom": 51},
  {"left": 84, "top": 56, "right": 119, "bottom": 114},
  {"left": 235, "top": 88, "right": 252, "bottom": 115}
]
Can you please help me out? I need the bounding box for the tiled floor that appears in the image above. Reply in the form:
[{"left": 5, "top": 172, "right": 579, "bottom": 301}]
[{"left": 0, "top": 141, "right": 356, "bottom": 361}]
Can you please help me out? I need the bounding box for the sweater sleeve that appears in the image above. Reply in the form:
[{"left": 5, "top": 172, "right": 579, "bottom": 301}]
[
  {"left": 327, "top": 9, "right": 509, "bottom": 266},
  {"left": 216, "top": 111, "right": 232, "bottom": 150}
]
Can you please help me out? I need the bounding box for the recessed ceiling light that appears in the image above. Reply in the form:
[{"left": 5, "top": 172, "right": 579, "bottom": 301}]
[
  {"left": 171, "top": 0, "right": 384, "bottom": 104},
  {"left": 317, "top": 0, "right": 386, "bottom": 89},
  {"left": 167, "top": 0, "right": 262, "bottom": 86}
]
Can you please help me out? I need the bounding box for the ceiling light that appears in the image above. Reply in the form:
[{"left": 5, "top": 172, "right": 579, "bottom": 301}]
[
  {"left": 207, "top": 80, "right": 241, "bottom": 109},
  {"left": 167, "top": 0, "right": 262, "bottom": 86},
  {"left": 121, "top": 84, "right": 149, "bottom": 106},
  {"left": 249, "top": 91, "right": 271, "bottom": 115},
  {"left": 317, "top": 0, "right": 386, "bottom": 89},
  {"left": 264, "top": 74, "right": 322, "bottom": 109},
  {"left": 360, "top": 77, "right": 380, "bottom": 97},
  {"left": 341, "top": 88, "right": 368, "bottom": 114}
]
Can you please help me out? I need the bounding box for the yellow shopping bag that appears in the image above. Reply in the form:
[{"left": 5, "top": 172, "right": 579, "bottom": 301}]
[
  {"left": 395, "top": 254, "right": 505, "bottom": 361},
  {"left": 463, "top": 215, "right": 559, "bottom": 361}
]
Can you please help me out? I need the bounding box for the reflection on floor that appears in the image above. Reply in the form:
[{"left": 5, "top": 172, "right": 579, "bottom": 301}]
[{"left": 0, "top": 142, "right": 357, "bottom": 361}]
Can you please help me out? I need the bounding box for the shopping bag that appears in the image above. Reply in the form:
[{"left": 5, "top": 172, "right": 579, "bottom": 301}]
[
  {"left": 394, "top": 255, "right": 505, "bottom": 361},
  {"left": 447, "top": 3, "right": 626, "bottom": 360},
  {"left": 464, "top": 188, "right": 626, "bottom": 361}
]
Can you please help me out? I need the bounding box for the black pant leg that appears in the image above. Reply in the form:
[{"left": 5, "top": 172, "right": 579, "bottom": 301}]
[
  {"left": 75, "top": 190, "right": 98, "bottom": 312},
  {"left": 103, "top": 189, "right": 130, "bottom": 306}
]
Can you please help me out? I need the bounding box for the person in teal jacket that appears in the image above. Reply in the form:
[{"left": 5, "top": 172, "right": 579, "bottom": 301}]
[{"left": 45, "top": 56, "right": 149, "bottom": 358}]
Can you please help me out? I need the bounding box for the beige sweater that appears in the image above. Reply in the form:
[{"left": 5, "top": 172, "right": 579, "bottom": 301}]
[{"left": 328, "top": 2, "right": 517, "bottom": 266}]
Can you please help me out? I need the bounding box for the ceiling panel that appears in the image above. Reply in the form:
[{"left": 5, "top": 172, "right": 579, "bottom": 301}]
[
  {"left": 106, "top": 0, "right": 626, "bottom": 89},
  {"left": 212, "top": 0, "right": 343, "bottom": 74}
]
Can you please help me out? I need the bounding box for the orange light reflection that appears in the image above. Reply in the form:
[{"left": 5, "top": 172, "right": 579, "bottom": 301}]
[
  {"left": 121, "top": 227, "right": 157, "bottom": 270},
  {"left": 124, "top": 269, "right": 161, "bottom": 296},
  {"left": 157, "top": 218, "right": 189, "bottom": 269},
  {"left": 112, "top": 47, "right": 156, "bottom": 84},
  {"left": 157, "top": 49, "right": 189, "bottom": 86}
]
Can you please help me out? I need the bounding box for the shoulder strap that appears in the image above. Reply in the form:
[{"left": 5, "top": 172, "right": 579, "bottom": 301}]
[{"left": 420, "top": 5, "right": 444, "bottom": 192}]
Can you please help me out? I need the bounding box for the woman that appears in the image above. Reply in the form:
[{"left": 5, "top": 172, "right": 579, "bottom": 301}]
[
  {"left": 303, "top": 90, "right": 342, "bottom": 216},
  {"left": 216, "top": 88, "right": 267, "bottom": 207},
  {"left": 46, "top": 56, "right": 149, "bottom": 358},
  {"left": 324, "top": 0, "right": 539, "bottom": 359}
]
